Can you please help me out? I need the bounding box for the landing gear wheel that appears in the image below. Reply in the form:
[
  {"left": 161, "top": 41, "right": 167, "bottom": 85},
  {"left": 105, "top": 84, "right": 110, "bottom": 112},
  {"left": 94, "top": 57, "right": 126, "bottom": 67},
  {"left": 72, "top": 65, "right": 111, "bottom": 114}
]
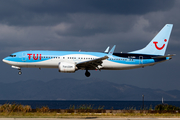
[
  {"left": 85, "top": 70, "right": 90, "bottom": 77},
  {"left": 18, "top": 71, "right": 22, "bottom": 75}
]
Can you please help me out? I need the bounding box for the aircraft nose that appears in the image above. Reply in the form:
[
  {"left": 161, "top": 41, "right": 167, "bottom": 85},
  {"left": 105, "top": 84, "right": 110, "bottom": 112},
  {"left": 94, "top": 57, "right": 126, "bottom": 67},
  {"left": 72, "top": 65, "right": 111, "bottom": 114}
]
[{"left": 2, "top": 58, "right": 8, "bottom": 63}]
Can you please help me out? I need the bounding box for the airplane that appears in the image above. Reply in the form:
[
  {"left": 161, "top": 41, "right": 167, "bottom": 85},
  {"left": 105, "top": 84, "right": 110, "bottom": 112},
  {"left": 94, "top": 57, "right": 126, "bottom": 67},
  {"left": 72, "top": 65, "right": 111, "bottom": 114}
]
[{"left": 2, "top": 24, "right": 175, "bottom": 77}]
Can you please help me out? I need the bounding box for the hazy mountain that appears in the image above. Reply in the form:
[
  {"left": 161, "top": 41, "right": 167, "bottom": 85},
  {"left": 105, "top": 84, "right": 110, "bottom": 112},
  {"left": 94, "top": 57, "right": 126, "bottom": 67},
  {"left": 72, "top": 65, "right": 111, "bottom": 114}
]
[{"left": 0, "top": 78, "right": 179, "bottom": 100}]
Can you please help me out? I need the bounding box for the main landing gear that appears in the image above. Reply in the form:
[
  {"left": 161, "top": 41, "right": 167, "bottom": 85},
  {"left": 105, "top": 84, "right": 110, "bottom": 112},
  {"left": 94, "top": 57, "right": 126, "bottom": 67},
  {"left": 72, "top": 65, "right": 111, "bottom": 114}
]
[{"left": 85, "top": 70, "right": 90, "bottom": 77}]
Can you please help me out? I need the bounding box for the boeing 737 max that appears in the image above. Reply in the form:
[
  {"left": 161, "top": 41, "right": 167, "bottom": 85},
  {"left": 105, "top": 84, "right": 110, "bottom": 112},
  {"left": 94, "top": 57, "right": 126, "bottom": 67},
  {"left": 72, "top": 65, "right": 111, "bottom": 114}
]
[{"left": 2, "top": 24, "right": 175, "bottom": 77}]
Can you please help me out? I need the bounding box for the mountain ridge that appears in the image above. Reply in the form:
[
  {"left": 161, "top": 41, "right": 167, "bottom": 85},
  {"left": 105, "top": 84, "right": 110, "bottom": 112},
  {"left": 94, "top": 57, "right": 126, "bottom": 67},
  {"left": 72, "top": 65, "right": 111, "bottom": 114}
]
[{"left": 0, "top": 78, "right": 180, "bottom": 100}]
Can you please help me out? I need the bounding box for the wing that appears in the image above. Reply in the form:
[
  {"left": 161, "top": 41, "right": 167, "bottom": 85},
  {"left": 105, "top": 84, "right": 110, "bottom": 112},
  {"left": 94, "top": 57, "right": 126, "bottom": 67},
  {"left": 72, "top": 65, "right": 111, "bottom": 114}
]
[
  {"left": 108, "top": 45, "right": 116, "bottom": 55},
  {"left": 76, "top": 56, "right": 109, "bottom": 70}
]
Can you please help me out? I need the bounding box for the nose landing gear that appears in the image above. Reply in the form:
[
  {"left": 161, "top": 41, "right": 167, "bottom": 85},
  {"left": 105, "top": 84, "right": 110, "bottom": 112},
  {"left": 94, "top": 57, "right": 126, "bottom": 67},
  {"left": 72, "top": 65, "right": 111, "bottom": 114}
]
[
  {"left": 18, "top": 68, "right": 22, "bottom": 75},
  {"left": 18, "top": 71, "right": 22, "bottom": 75},
  {"left": 85, "top": 70, "right": 90, "bottom": 77}
]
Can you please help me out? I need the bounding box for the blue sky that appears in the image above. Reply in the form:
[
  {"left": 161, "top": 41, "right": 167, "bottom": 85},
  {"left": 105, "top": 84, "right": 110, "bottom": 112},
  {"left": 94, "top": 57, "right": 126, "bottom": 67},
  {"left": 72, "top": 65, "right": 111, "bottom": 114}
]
[{"left": 0, "top": 0, "right": 179, "bottom": 91}]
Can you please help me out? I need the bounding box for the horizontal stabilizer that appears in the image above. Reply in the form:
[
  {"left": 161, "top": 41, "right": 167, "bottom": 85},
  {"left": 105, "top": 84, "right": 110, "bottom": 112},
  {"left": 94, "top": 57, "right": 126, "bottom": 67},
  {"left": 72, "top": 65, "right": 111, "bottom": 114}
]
[{"left": 151, "top": 54, "right": 176, "bottom": 59}]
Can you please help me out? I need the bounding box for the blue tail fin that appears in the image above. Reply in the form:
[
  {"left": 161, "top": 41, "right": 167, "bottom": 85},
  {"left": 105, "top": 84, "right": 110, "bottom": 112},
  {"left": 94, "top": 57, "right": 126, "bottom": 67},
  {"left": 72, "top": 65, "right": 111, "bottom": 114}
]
[{"left": 130, "top": 24, "right": 173, "bottom": 55}]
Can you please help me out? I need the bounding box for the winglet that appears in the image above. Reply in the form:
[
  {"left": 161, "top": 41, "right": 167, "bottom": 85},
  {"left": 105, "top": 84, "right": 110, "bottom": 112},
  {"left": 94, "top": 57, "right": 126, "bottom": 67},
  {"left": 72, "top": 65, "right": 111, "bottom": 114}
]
[
  {"left": 108, "top": 45, "right": 116, "bottom": 55},
  {"left": 104, "top": 46, "right": 110, "bottom": 53}
]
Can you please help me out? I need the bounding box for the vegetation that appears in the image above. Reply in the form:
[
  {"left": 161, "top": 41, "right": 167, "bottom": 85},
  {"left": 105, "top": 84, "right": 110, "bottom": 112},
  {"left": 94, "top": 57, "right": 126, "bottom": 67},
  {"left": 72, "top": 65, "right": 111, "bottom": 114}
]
[
  {"left": 0, "top": 103, "right": 32, "bottom": 113},
  {"left": 69, "top": 104, "right": 104, "bottom": 110},
  {"left": 36, "top": 106, "right": 50, "bottom": 113},
  {"left": 155, "top": 104, "right": 180, "bottom": 111},
  {"left": 0, "top": 103, "right": 180, "bottom": 118}
]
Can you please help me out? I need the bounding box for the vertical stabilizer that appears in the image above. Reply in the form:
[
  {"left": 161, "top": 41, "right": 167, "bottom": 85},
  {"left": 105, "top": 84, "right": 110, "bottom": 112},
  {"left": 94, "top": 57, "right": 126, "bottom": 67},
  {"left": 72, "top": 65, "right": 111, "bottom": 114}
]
[{"left": 130, "top": 24, "right": 173, "bottom": 55}]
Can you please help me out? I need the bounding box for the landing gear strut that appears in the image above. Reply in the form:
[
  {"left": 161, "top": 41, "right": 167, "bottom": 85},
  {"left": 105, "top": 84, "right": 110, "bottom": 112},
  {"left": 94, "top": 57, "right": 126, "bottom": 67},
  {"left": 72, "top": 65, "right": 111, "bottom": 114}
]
[
  {"left": 18, "top": 69, "right": 22, "bottom": 75},
  {"left": 85, "top": 70, "right": 90, "bottom": 77}
]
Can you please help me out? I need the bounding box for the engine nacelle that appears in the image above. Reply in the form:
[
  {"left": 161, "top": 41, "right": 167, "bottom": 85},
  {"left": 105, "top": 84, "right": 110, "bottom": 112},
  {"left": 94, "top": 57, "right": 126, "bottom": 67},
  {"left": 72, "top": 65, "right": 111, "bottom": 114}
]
[{"left": 58, "top": 62, "right": 76, "bottom": 73}]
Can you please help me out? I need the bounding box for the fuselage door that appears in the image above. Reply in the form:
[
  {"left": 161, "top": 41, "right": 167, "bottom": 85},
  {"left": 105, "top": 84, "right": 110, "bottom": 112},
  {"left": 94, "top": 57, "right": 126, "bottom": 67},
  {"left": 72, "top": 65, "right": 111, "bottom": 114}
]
[
  {"left": 22, "top": 53, "right": 26, "bottom": 61},
  {"left": 139, "top": 56, "right": 143, "bottom": 65}
]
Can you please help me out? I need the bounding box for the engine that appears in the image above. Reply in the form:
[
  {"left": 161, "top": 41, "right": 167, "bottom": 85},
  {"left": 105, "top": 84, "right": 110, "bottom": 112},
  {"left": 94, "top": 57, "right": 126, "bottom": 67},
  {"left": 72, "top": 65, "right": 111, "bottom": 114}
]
[{"left": 58, "top": 62, "right": 76, "bottom": 73}]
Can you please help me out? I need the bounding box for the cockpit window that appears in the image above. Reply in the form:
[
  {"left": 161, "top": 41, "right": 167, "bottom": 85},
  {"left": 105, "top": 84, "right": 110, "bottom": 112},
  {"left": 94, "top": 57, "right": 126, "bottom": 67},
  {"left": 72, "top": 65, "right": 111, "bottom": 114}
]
[{"left": 9, "top": 55, "right": 16, "bottom": 57}]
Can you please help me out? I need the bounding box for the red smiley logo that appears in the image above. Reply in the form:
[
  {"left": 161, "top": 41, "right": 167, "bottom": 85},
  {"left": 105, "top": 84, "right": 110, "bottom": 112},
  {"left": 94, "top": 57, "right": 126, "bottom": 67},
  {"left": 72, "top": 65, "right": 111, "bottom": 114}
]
[{"left": 153, "top": 39, "right": 167, "bottom": 50}]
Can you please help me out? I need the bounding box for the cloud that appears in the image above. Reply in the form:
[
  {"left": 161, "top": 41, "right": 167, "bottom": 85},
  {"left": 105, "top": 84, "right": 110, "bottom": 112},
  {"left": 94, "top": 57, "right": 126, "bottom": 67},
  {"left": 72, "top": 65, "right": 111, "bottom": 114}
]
[
  {"left": 0, "top": 0, "right": 175, "bottom": 26},
  {"left": 0, "top": 0, "right": 179, "bottom": 91}
]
